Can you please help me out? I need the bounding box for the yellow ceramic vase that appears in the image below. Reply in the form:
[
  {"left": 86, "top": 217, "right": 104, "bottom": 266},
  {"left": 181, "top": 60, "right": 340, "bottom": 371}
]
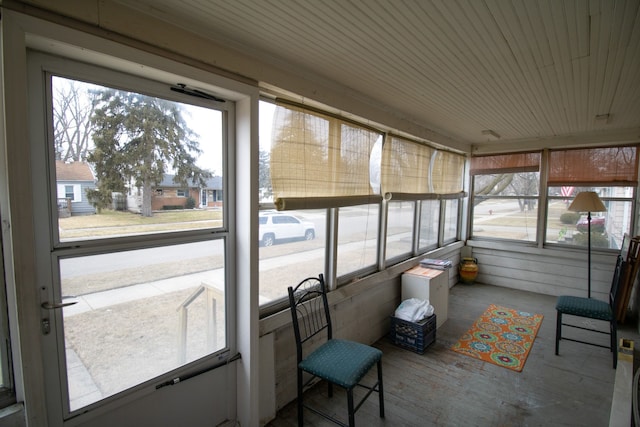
[{"left": 459, "top": 257, "right": 478, "bottom": 284}]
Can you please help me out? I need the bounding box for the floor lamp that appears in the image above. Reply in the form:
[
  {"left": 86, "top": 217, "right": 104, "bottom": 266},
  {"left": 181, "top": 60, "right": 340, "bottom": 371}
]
[{"left": 568, "top": 191, "right": 607, "bottom": 298}]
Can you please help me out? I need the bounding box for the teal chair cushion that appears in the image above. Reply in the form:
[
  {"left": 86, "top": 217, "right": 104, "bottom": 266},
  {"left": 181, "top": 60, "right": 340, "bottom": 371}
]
[
  {"left": 299, "top": 339, "right": 382, "bottom": 389},
  {"left": 556, "top": 295, "right": 612, "bottom": 321}
]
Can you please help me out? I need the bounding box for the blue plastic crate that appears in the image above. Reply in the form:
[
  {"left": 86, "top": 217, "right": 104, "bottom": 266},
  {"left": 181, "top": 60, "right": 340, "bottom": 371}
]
[{"left": 389, "top": 314, "right": 436, "bottom": 354}]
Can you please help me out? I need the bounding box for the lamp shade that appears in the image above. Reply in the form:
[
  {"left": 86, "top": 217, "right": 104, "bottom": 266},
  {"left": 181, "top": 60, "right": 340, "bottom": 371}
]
[{"left": 568, "top": 191, "right": 607, "bottom": 213}]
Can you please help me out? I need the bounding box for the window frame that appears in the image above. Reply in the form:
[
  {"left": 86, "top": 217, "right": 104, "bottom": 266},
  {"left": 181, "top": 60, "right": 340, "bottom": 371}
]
[
  {"left": 468, "top": 147, "right": 638, "bottom": 250},
  {"left": 545, "top": 186, "right": 636, "bottom": 250},
  {"left": 29, "top": 52, "right": 237, "bottom": 418},
  {"left": 0, "top": 222, "right": 15, "bottom": 409},
  {"left": 256, "top": 98, "right": 466, "bottom": 315},
  {"left": 468, "top": 151, "right": 542, "bottom": 245},
  {"left": 416, "top": 198, "right": 440, "bottom": 253}
]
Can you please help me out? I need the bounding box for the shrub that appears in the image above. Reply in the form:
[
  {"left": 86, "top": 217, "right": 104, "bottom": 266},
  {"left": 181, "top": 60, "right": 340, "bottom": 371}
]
[
  {"left": 162, "top": 205, "right": 183, "bottom": 210},
  {"left": 560, "top": 212, "right": 580, "bottom": 224},
  {"left": 185, "top": 196, "right": 196, "bottom": 209},
  {"left": 573, "top": 232, "right": 610, "bottom": 248}
]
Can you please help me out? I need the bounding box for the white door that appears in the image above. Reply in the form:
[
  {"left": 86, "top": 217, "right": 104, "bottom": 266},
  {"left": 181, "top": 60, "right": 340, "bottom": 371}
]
[{"left": 29, "top": 53, "right": 236, "bottom": 426}]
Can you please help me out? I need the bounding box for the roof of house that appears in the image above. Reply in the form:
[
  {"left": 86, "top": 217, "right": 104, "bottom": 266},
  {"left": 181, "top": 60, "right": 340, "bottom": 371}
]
[
  {"left": 55, "top": 161, "right": 95, "bottom": 181},
  {"left": 157, "top": 174, "right": 222, "bottom": 189}
]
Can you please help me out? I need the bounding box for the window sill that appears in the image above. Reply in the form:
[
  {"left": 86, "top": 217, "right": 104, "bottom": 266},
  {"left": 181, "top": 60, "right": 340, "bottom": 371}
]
[{"left": 0, "top": 403, "right": 25, "bottom": 427}]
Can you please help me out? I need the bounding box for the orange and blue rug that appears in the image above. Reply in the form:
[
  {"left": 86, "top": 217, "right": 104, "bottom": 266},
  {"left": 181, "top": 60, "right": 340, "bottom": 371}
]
[{"left": 451, "top": 304, "right": 543, "bottom": 372}]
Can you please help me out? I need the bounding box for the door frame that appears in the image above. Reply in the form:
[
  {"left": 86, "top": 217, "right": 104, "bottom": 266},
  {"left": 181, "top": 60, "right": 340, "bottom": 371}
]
[{"left": 2, "top": 10, "right": 260, "bottom": 426}]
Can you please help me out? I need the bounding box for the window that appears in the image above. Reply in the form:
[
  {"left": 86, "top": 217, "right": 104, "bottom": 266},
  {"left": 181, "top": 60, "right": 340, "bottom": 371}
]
[
  {"left": 442, "top": 198, "right": 460, "bottom": 244},
  {"left": 418, "top": 199, "right": 439, "bottom": 251},
  {"left": 65, "top": 185, "right": 75, "bottom": 200},
  {"left": 470, "top": 152, "right": 541, "bottom": 242},
  {"left": 269, "top": 101, "right": 382, "bottom": 208},
  {"left": 547, "top": 186, "right": 634, "bottom": 249},
  {"left": 382, "top": 136, "right": 465, "bottom": 252},
  {"left": 34, "top": 62, "right": 233, "bottom": 417},
  {"left": 56, "top": 183, "right": 81, "bottom": 202},
  {"left": 260, "top": 99, "right": 383, "bottom": 301},
  {"left": 52, "top": 76, "right": 224, "bottom": 242},
  {"left": 60, "top": 240, "right": 226, "bottom": 410},
  {"left": 386, "top": 200, "right": 415, "bottom": 261},
  {"left": 470, "top": 147, "right": 638, "bottom": 250},
  {"left": 258, "top": 99, "right": 466, "bottom": 305},
  {"left": 545, "top": 146, "right": 638, "bottom": 250},
  {"left": 0, "top": 216, "right": 15, "bottom": 408},
  {"left": 258, "top": 209, "right": 325, "bottom": 308},
  {"left": 337, "top": 204, "right": 379, "bottom": 278},
  {"left": 258, "top": 101, "right": 326, "bottom": 309}
]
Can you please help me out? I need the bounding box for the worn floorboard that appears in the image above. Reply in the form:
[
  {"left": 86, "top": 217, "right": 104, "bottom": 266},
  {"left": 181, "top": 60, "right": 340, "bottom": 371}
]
[{"left": 267, "top": 282, "right": 640, "bottom": 427}]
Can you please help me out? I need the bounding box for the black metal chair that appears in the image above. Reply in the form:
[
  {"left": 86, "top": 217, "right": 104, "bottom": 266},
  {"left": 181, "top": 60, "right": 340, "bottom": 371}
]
[
  {"left": 555, "top": 255, "right": 626, "bottom": 369},
  {"left": 287, "top": 274, "right": 384, "bottom": 427}
]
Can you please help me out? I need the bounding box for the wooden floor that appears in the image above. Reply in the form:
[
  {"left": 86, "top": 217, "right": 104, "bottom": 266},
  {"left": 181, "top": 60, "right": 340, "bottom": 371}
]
[{"left": 267, "top": 282, "right": 640, "bottom": 426}]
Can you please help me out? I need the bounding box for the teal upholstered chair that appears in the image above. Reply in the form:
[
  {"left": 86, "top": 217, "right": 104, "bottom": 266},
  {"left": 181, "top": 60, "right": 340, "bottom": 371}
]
[
  {"left": 555, "top": 255, "right": 625, "bottom": 369},
  {"left": 288, "top": 275, "right": 384, "bottom": 427}
]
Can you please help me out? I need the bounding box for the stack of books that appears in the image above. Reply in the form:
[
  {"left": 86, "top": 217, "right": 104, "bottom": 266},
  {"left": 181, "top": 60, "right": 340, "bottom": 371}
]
[{"left": 419, "top": 258, "right": 452, "bottom": 270}]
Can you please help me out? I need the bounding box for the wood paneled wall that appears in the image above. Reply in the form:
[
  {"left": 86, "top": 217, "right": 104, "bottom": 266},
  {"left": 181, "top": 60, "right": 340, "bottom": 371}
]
[
  {"left": 260, "top": 244, "right": 461, "bottom": 417},
  {"left": 469, "top": 241, "right": 619, "bottom": 300}
]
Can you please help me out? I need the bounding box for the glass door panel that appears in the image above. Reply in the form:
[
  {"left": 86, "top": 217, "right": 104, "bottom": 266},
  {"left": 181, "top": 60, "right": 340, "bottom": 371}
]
[
  {"left": 29, "top": 56, "right": 234, "bottom": 423},
  {"left": 61, "top": 240, "right": 226, "bottom": 411}
]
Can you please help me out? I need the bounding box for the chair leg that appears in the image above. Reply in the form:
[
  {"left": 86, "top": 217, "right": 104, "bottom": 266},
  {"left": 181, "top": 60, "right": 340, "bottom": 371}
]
[
  {"left": 377, "top": 360, "right": 385, "bottom": 418},
  {"left": 297, "top": 368, "right": 304, "bottom": 427},
  {"left": 347, "top": 389, "right": 355, "bottom": 427},
  {"left": 555, "top": 310, "right": 562, "bottom": 355}
]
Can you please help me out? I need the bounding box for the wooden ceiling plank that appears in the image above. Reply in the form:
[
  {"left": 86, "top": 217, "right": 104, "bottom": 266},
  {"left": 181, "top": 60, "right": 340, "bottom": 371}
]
[
  {"left": 104, "top": 0, "right": 640, "bottom": 145},
  {"left": 515, "top": 0, "right": 565, "bottom": 134},
  {"left": 392, "top": 1, "right": 506, "bottom": 131},
  {"left": 474, "top": 0, "right": 541, "bottom": 135},
  {"left": 532, "top": 1, "right": 569, "bottom": 135},
  {"left": 453, "top": 1, "right": 529, "bottom": 122},
  {"left": 609, "top": 4, "right": 640, "bottom": 122},
  {"left": 485, "top": 0, "right": 557, "bottom": 136},
  {"left": 569, "top": 0, "right": 591, "bottom": 132},
  {"left": 588, "top": 1, "right": 612, "bottom": 121},
  {"left": 426, "top": 0, "right": 530, "bottom": 137},
  {"left": 597, "top": 0, "right": 639, "bottom": 126}
]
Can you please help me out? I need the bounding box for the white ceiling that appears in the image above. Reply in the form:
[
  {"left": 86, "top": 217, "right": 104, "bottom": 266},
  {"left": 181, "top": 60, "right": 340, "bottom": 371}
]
[{"left": 115, "top": 0, "right": 640, "bottom": 149}]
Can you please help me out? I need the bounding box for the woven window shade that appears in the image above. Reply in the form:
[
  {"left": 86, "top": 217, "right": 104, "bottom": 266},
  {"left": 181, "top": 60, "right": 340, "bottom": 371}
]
[
  {"left": 381, "top": 136, "right": 434, "bottom": 196},
  {"left": 431, "top": 150, "right": 465, "bottom": 194},
  {"left": 270, "top": 104, "right": 382, "bottom": 210},
  {"left": 470, "top": 152, "right": 541, "bottom": 175},
  {"left": 548, "top": 146, "right": 639, "bottom": 185},
  {"left": 381, "top": 136, "right": 465, "bottom": 200}
]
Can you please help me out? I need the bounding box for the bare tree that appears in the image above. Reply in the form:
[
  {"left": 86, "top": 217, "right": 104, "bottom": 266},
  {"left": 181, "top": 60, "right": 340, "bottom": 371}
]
[
  {"left": 473, "top": 174, "right": 513, "bottom": 205},
  {"left": 473, "top": 172, "right": 538, "bottom": 210},
  {"left": 52, "top": 77, "right": 99, "bottom": 161}
]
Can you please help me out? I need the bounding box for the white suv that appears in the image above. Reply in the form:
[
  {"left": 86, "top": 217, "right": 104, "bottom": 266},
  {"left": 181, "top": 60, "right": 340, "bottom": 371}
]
[{"left": 259, "top": 213, "right": 316, "bottom": 246}]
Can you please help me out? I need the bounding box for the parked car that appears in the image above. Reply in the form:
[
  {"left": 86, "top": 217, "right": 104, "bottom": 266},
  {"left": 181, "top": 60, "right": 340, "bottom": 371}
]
[
  {"left": 259, "top": 213, "right": 316, "bottom": 246},
  {"left": 576, "top": 215, "right": 605, "bottom": 232}
]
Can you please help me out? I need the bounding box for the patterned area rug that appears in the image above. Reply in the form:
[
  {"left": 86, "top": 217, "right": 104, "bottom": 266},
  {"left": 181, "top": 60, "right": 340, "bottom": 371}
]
[{"left": 451, "top": 304, "right": 543, "bottom": 372}]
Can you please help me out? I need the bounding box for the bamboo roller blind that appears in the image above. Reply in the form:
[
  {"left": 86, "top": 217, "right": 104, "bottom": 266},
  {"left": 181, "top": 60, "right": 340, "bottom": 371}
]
[
  {"left": 470, "top": 152, "right": 541, "bottom": 175},
  {"left": 548, "top": 146, "right": 639, "bottom": 185},
  {"left": 270, "top": 104, "right": 466, "bottom": 210}
]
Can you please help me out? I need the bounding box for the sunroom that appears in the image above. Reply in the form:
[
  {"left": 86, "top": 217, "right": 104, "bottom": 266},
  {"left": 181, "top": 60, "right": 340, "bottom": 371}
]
[{"left": 1, "top": 1, "right": 640, "bottom": 427}]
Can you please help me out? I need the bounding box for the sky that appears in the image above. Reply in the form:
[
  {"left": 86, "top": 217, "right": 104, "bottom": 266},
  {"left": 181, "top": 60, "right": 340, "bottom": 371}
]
[
  {"left": 53, "top": 75, "right": 278, "bottom": 178},
  {"left": 148, "top": 100, "right": 276, "bottom": 176}
]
